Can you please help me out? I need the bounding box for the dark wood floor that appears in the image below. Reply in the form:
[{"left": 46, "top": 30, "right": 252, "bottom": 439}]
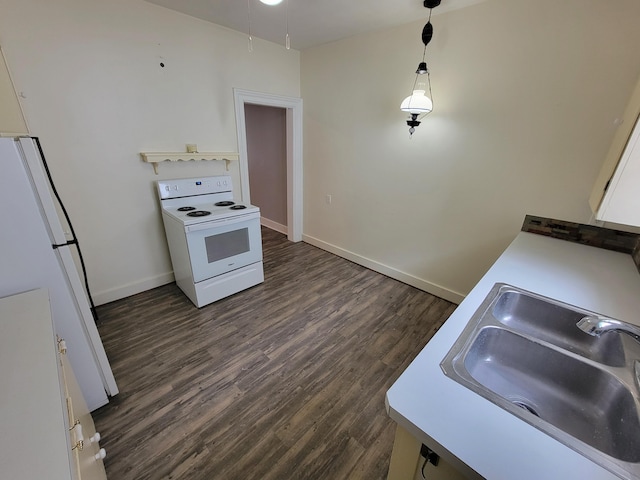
[{"left": 93, "top": 227, "right": 456, "bottom": 480}]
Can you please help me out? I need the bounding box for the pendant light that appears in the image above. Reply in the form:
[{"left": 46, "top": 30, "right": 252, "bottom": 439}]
[
  {"left": 260, "top": 0, "right": 283, "bottom": 4},
  {"left": 401, "top": 0, "right": 440, "bottom": 137}
]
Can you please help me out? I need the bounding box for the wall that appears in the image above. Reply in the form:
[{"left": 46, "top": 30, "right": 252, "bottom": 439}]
[
  {"left": 245, "top": 104, "right": 288, "bottom": 231},
  {"left": 301, "top": 0, "right": 640, "bottom": 302},
  {"left": 0, "top": 0, "right": 300, "bottom": 304},
  {"left": 3, "top": 0, "right": 639, "bottom": 307}
]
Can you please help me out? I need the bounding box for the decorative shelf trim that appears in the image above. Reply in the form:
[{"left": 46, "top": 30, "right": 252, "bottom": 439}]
[{"left": 140, "top": 151, "right": 239, "bottom": 174}]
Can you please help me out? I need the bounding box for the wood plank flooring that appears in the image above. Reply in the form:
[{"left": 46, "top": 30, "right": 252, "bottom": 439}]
[{"left": 92, "top": 227, "right": 456, "bottom": 480}]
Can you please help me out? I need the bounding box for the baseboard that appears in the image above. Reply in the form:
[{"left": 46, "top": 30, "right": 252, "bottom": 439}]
[
  {"left": 92, "top": 271, "right": 175, "bottom": 306},
  {"left": 261, "top": 217, "right": 288, "bottom": 235},
  {"left": 93, "top": 237, "right": 465, "bottom": 306},
  {"left": 302, "top": 234, "right": 465, "bottom": 305}
]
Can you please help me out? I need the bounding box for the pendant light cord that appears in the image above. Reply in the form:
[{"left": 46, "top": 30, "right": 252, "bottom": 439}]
[
  {"left": 285, "top": 0, "right": 290, "bottom": 49},
  {"left": 407, "top": 7, "right": 435, "bottom": 114},
  {"left": 424, "top": 8, "right": 434, "bottom": 108},
  {"left": 247, "top": 0, "right": 253, "bottom": 52}
]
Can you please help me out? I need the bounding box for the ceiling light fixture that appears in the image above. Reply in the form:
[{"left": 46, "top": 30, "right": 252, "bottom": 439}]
[
  {"left": 260, "top": 0, "right": 283, "bottom": 5},
  {"left": 401, "top": 0, "right": 441, "bottom": 137}
]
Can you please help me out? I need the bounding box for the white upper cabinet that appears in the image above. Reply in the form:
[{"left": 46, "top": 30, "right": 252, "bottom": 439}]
[
  {"left": 596, "top": 115, "right": 640, "bottom": 226},
  {"left": 590, "top": 74, "right": 640, "bottom": 227},
  {"left": 0, "top": 45, "right": 28, "bottom": 136}
]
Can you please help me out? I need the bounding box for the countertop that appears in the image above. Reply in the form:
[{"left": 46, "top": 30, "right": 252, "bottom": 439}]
[
  {"left": 0, "top": 289, "right": 73, "bottom": 480},
  {"left": 386, "top": 232, "right": 640, "bottom": 480}
]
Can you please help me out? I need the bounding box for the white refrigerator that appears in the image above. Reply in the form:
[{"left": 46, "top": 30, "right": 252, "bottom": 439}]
[{"left": 0, "top": 136, "right": 117, "bottom": 410}]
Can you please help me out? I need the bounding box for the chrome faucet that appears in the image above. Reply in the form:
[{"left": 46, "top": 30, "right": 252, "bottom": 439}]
[
  {"left": 577, "top": 315, "right": 640, "bottom": 342},
  {"left": 577, "top": 315, "right": 640, "bottom": 393}
]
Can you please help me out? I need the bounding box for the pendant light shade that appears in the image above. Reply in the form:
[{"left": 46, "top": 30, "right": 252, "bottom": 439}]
[
  {"left": 260, "top": 0, "right": 283, "bottom": 4},
  {"left": 400, "top": 88, "right": 433, "bottom": 115}
]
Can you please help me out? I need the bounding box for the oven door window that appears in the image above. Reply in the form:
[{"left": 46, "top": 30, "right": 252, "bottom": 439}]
[
  {"left": 205, "top": 229, "right": 250, "bottom": 263},
  {"left": 186, "top": 215, "right": 262, "bottom": 283}
]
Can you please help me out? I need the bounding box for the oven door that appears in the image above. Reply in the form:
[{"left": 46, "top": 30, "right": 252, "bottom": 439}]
[{"left": 185, "top": 212, "right": 262, "bottom": 283}]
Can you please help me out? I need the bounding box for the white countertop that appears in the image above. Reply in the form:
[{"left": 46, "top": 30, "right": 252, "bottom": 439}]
[
  {"left": 386, "top": 232, "right": 640, "bottom": 480},
  {"left": 0, "top": 289, "right": 73, "bottom": 480}
]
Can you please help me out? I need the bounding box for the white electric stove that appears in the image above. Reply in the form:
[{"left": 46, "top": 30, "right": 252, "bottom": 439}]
[{"left": 157, "top": 175, "right": 264, "bottom": 308}]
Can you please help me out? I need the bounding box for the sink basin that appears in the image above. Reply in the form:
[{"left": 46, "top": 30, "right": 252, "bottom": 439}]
[
  {"left": 441, "top": 283, "right": 640, "bottom": 479},
  {"left": 464, "top": 327, "right": 640, "bottom": 462},
  {"left": 492, "top": 289, "right": 626, "bottom": 366}
]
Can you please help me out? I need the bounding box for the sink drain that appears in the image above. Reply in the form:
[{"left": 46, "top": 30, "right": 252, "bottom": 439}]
[{"left": 512, "top": 400, "right": 539, "bottom": 417}]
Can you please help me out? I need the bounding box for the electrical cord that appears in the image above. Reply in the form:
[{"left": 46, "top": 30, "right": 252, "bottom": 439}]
[
  {"left": 33, "top": 136, "right": 100, "bottom": 322},
  {"left": 420, "top": 444, "right": 439, "bottom": 479}
]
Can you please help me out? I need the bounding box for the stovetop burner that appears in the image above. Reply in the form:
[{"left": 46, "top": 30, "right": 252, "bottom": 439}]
[
  {"left": 158, "top": 175, "right": 261, "bottom": 230},
  {"left": 186, "top": 210, "right": 211, "bottom": 217}
]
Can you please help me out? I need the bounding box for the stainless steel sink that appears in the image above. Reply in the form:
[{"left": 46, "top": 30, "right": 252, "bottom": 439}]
[
  {"left": 441, "top": 283, "right": 640, "bottom": 479},
  {"left": 492, "top": 289, "right": 626, "bottom": 366}
]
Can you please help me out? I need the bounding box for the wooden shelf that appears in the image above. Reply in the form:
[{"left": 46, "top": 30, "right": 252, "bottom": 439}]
[{"left": 140, "top": 151, "right": 239, "bottom": 174}]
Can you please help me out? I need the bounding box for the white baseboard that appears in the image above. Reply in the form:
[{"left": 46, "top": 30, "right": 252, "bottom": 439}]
[
  {"left": 93, "top": 236, "right": 465, "bottom": 306},
  {"left": 302, "top": 234, "right": 465, "bottom": 305},
  {"left": 261, "top": 217, "right": 288, "bottom": 235},
  {"left": 92, "top": 271, "right": 175, "bottom": 306}
]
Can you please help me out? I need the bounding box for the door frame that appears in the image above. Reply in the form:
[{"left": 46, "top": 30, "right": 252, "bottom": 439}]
[{"left": 234, "top": 88, "right": 303, "bottom": 242}]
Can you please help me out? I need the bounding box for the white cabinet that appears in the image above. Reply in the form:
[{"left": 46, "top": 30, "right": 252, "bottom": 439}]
[
  {"left": 60, "top": 338, "right": 109, "bottom": 479},
  {"left": 590, "top": 74, "right": 640, "bottom": 227},
  {"left": 595, "top": 115, "right": 640, "bottom": 226},
  {"left": 0, "top": 45, "right": 28, "bottom": 136},
  {"left": 0, "top": 289, "right": 107, "bottom": 480}
]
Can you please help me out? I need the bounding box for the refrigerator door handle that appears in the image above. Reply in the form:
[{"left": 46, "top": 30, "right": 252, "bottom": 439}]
[{"left": 52, "top": 239, "right": 78, "bottom": 249}]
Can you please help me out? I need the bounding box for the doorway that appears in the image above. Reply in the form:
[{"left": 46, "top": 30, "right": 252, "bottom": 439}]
[
  {"left": 244, "top": 104, "right": 287, "bottom": 234},
  {"left": 234, "top": 89, "right": 303, "bottom": 242}
]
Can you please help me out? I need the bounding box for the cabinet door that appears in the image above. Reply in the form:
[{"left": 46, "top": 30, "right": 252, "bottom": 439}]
[
  {"left": 60, "top": 346, "right": 108, "bottom": 480},
  {"left": 0, "top": 46, "right": 28, "bottom": 136},
  {"left": 596, "top": 115, "right": 640, "bottom": 226}
]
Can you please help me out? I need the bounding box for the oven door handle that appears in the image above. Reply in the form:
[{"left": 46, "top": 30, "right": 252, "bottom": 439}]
[{"left": 185, "top": 211, "right": 260, "bottom": 233}]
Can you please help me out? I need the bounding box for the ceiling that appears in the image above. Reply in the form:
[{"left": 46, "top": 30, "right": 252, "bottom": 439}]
[{"left": 144, "top": 0, "right": 488, "bottom": 50}]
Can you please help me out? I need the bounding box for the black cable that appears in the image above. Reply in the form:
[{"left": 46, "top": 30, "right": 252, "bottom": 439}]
[
  {"left": 421, "top": 456, "right": 428, "bottom": 479},
  {"left": 32, "top": 136, "right": 100, "bottom": 322}
]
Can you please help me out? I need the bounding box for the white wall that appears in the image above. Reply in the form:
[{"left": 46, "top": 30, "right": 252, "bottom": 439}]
[
  {"left": 0, "top": 0, "right": 300, "bottom": 304},
  {"left": 3, "top": 0, "right": 639, "bottom": 306},
  {"left": 301, "top": 0, "right": 640, "bottom": 302}
]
